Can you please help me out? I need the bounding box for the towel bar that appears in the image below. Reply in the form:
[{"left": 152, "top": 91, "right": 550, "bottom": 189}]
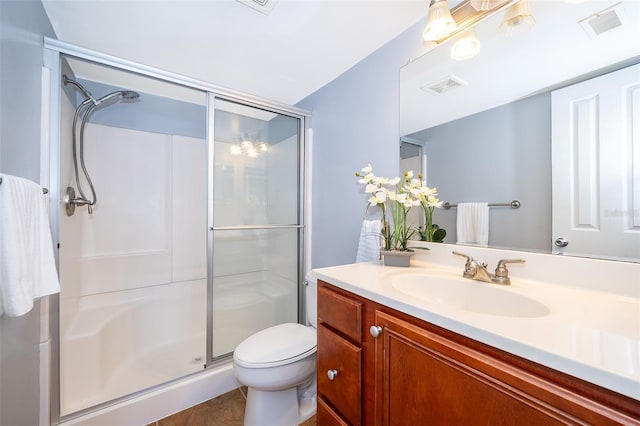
[
  {"left": 442, "top": 200, "right": 520, "bottom": 210},
  {"left": 0, "top": 176, "right": 49, "bottom": 194}
]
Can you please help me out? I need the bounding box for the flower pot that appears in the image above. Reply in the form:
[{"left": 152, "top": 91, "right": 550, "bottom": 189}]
[{"left": 380, "top": 250, "right": 414, "bottom": 267}]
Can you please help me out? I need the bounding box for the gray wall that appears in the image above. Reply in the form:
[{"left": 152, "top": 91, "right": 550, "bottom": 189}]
[
  {"left": 0, "top": 1, "right": 56, "bottom": 425},
  {"left": 297, "top": 19, "right": 425, "bottom": 268},
  {"left": 410, "top": 92, "right": 552, "bottom": 251}
]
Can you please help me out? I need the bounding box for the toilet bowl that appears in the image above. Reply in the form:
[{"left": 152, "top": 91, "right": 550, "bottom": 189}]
[{"left": 233, "top": 274, "right": 318, "bottom": 426}]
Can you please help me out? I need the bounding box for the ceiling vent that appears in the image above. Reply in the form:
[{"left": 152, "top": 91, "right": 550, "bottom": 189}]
[
  {"left": 579, "top": 2, "right": 624, "bottom": 38},
  {"left": 236, "top": 0, "right": 279, "bottom": 15},
  {"left": 421, "top": 75, "right": 467, "bottom": 96}
]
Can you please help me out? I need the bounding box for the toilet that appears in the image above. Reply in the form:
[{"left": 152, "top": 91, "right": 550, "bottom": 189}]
[{"left": 233, "top": 274, "right": 318, "bottom": 426}]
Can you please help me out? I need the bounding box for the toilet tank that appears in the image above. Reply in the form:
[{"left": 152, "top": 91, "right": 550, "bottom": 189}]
[{"left": 305, "top": 273, "right": 318, "bottom": 328}]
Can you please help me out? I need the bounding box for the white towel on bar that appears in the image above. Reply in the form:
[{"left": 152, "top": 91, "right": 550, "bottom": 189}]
[
  {"left": 0, "top": 174, "right": 60, "bottom": 317},
  {"left": 355, "top": 219, "right": 382, "bottom": 263},
  {"left": 456, "top": 202, "right": 489, "bottom": 246}
]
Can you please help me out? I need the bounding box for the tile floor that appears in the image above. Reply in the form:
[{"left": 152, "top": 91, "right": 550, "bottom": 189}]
[{"left": 149, "top": 387, "right": 317, "bottom": 426}]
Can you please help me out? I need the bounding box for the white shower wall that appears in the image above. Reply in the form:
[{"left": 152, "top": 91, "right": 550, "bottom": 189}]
[{"left": 58, "top": 120, "right": 209, "bottom": 415}]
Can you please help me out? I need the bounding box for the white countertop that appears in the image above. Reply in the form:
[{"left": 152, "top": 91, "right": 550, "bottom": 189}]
[{"left": 312, "top": 256, "right": 640, "bottom": 401}]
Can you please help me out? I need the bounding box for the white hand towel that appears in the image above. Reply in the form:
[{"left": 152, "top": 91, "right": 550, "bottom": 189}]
[
  {"left": 456, "top": 202, "right": 489, "bottom": 246},
  {"left": 355, "top": 219, "right": 382, "bottom": 263},
  {"left": 0, "top": 174, "right": 60, "bottom": 317}
]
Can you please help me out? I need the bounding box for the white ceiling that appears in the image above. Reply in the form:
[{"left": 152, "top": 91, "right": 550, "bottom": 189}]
[{"left": 42, "top": 0, "right": 430, "bottom": 105}]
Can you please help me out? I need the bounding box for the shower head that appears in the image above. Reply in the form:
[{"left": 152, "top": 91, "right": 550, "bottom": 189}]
[
  {"left": 95, "top": 90, "right": 140, "bottom": 105},
  {"left": 121, "top": 91, "right": 140, "bottom": 100},
  {"left": 63, "top": 75, "right": 140, "bottom": 105}
]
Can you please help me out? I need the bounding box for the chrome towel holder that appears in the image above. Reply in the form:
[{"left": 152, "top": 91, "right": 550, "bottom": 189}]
[{"left": 442, "top": 200, "right": 520, "bottom": 210}]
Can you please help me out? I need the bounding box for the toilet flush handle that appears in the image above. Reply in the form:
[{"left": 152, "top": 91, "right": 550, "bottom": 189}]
[{"left": 327, "top": 369, "right": 338, "bottom": 381}]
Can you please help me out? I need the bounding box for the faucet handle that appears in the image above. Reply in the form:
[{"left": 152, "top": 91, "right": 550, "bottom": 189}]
[
  {"left": 452, "top": 251, "right": 472, "bottom": 263},
  {"left": 494, "top": 258, "right": 526, "bottom": 283},
  {"left": 452, "top": 251, "right": 475, "bottom": 278}
]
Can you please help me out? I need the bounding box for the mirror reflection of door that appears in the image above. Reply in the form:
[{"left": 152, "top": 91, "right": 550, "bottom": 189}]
[
  {"left": 400, "top": 137, "right": 426, "bottom": 230},
  {"left": 552, "top": 63, "right": 640, "bottom": 260}
]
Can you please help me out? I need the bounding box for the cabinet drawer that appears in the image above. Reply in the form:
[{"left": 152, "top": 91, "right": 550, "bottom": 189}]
[
  {"left": 318, "top": 324, "right": 362, "bottom": 425},
  {"left": 318, "top": 397, "right": 350, "bottom": 426},
  {"left": 318, "top": 283, "right": 362, "bottom": 343}
]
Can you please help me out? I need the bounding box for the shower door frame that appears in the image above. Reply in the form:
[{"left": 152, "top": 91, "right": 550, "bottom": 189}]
[{"left": 43, "top": 37, "right": 310, "bottom": 424}]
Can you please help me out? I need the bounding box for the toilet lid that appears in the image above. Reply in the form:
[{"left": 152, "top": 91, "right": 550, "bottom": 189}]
[{"left": 234, "top": 323, "right": 317, "bottom": 368}]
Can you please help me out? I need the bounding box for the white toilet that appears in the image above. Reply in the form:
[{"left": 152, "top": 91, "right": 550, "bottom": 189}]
[{"left": 233, "top": 274, "right": 318, "bottom": 426}]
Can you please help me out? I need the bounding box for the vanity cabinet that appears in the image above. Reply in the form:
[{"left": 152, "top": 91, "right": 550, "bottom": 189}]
[
  {"left": 317, "top": 284, "right": 363, "bottom": 424},
  {"left": 317, "top": 280, "right": 640, "bottom": 425}
]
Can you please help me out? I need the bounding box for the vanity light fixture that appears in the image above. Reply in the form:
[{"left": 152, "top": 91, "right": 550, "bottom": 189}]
[
  {"left": 423, "top": 0, "right": 517, "bottom": 45},
  {"left": 423, "top": 0, "right": 457, "bottom": 41},
  {"left": 469, "top": 0, "right": 509, "bottom": 12},
  {"left": 499, "top": 0, "right": 536, "bottom": 35},
  {"left": 450, "top": 28, "right": 481, "bottom": 60},
  {"left": 230, "top": 143, "right": 243, "bottom": 156},
  {"left": 230, "top": 134, "right": 268, "bottom": 157}
]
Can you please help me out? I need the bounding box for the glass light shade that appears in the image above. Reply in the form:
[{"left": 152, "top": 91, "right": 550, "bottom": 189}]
[
  {"left": 450, "top": 28, "right": 481, "bottom": 60},
  {"left": 499, "top": 0, "right": 536, "bottom": 34},
  {"left": 469, "top": 0, "right": 508, "bottom": 11},
  {"left": 422, "top": 0, "right": 457, "bottom": 41}
]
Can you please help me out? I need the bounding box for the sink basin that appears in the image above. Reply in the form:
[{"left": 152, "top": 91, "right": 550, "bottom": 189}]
[{"left": 387, "top": 272, "right": 550, "bottom": 318}]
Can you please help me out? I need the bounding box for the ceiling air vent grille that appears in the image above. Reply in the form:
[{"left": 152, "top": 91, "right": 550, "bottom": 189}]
[
  {"left": 421, "top": 75, "right": 467, "bottom": 96},
  {"left": 236, "top": 0, "right": 279, "bottom": 15},
  {"left": 579, "top": 3, "right": 624, "bottom": 38}
]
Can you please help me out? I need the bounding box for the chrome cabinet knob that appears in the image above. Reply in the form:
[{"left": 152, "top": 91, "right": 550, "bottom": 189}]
[
  {"left": 554, "top": 237, "right": 569, "bottom": 247},
  {"left": 327, "top": 369, "right": 338, "bottom": 381},
  {"left": 370, "top": 325, "right": 383, "bottom": 337}
]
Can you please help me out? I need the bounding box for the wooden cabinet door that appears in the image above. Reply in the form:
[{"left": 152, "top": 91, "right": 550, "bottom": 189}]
[{"left": 373, "top": 310, "right": 634, "bottom": 426}]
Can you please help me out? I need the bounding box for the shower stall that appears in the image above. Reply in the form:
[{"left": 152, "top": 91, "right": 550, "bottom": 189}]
[{"left": 45, "top": 41, "right": 308, "bottom": 423}]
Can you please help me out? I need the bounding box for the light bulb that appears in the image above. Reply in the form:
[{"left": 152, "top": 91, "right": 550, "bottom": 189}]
[
  {"left": 423, "top": 0, "right": 457, "bottom": 41},
  {"left": 499, "top": 0, "right": 536, "bottom": 35},
  {"left": 450, "top": 28, "right": 481, "bottom": 60}
]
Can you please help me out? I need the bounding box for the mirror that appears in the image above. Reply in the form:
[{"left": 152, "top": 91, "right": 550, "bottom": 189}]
[{"left": 400, "top": 0, "right": 640, "bottom": 261}]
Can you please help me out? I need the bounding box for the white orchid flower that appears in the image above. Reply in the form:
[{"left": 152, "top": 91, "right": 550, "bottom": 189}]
[
  {"left": 365, "top": 183, "right": 378, "bottom": 193},
  {"left": 396, "top": 193, "right": 408, "bottom": 203},
  {"left": 373, "top": 176, "right": 389, "bottom": 185},
  {"left": 388, "top": 177, "right": 400, "bottom": 186},
  {"left": 361, "top": 164, "right": 372, "bottom": 174},
  {"left": 410, "top": 188, "right": 420, "bottom": 196},
  {"left": 387, "top": 190, "right": 397, "bottom": 201},
  {"left": 358, "top": 172, "right": 374, "bottom": 184},
  {"left": 404, "top": 170, "right": 414, "bottom": 179},
  {"left": 421, "top": 186, "right": 437, "bottom": 196},
  {"left": 368, "top": 190, "right": 387, "bottom": 206}
]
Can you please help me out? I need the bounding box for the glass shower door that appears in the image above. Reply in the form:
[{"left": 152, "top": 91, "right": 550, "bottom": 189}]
[{"left": 211, "top": 98, "right": 301, "bottom": 359}]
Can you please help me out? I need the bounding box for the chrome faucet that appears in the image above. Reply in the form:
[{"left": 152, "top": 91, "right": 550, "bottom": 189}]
[{"left": 452, "top": 251, "right": 525, "bottom": 285}]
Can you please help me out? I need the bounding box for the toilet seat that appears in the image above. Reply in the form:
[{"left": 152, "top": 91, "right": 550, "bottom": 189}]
[{"left": 234, "top": 323, "right": 317, "bottom": 369}]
